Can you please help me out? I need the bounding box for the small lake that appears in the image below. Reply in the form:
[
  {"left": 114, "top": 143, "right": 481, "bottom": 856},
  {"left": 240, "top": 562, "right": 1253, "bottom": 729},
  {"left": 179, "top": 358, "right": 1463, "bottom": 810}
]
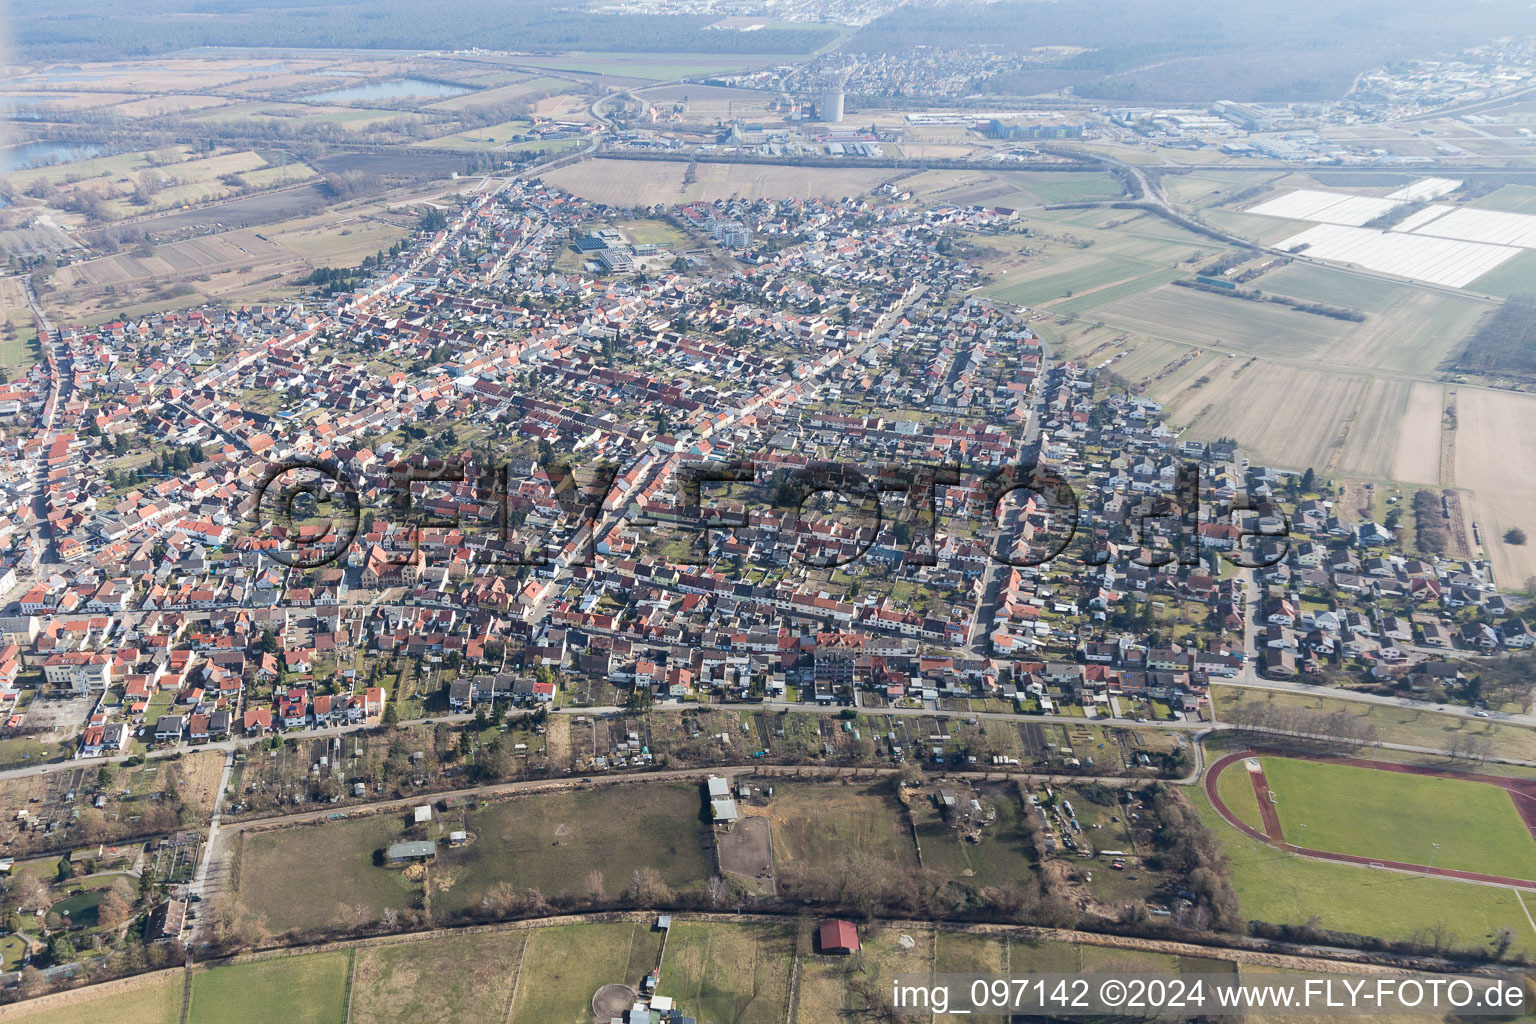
[
  {"left": 8, "top": 73, "right": 103, "bottom": 85},
  {"left": 0, "top": 141, "right": 105, "bottom": 172},
  {"left": 304, "top": 76, "right": 474, "bottom": 103}
]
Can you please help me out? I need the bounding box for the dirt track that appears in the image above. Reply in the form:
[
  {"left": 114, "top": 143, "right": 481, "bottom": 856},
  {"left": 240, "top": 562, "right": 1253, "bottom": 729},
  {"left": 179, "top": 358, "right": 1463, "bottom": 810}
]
[{"left": 1205, "top": 750, "right": 1536, "bottom": 890}]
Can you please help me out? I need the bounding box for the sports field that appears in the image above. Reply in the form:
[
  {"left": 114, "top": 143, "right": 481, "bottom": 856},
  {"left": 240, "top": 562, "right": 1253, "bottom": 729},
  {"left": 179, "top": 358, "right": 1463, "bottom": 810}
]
[
  {"left": 1213, "top": 760, "right": 1265, "bottom": 832},
  {"left": 1260, "top": 756, "right": 1536, "bottom": 880},
  {"left": 1190, "top": 779, "right": 1532, "bottom": 950}
]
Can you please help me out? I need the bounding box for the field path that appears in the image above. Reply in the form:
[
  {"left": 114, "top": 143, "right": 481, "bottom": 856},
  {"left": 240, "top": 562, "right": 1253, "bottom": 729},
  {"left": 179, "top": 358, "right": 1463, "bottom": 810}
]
[{"left": 1206, "top": 750, "right": 1536, "bottom": 889}]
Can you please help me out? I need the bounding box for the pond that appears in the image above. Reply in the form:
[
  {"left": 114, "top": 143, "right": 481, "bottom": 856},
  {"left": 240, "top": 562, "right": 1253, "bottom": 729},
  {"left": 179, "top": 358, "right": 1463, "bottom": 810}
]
[
  {"left": 6, "top": 72, "right": 104, "bottom": 85},
  {"left": 50, "top": 888, "right": 106, "bottom": 928},
  {"left": 304, "top": 76, "right": 473, "bottom": 103},
  {"left": 0, "top": 141, "right": 104, "bottom": 172}
]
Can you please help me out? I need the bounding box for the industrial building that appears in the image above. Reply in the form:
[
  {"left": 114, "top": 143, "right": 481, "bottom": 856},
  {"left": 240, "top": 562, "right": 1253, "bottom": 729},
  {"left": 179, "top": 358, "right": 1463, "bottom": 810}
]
[
  {"left": 819, "top": 88, "right": 844, "bottom": 123},
  {"left": 987, "top": 119, "right": 1085, "bottom": 140}
]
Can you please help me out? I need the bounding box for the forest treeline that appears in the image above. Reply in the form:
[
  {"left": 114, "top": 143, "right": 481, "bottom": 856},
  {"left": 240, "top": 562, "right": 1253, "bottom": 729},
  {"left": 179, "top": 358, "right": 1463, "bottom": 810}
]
[{"left": 15, "top": 0, "right": 835, "bottom": 60}]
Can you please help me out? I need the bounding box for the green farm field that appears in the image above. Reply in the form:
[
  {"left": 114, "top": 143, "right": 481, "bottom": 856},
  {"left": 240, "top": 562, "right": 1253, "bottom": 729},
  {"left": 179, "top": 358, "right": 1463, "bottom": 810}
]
[
  {"left": 986, "top": 255, "right": 1146, "bottom": 308},
  {"left": 0, "top": 276, "right": 38, "bottom": 373},
  {"left": 1160, "top": 169, "right": 1286, "bottom": 206},
  {"left": 1258, "top": 262, "right": 1426, "bottom": 314},
  {"left": 989, "top": 170, "right": 1126, "bottom": 206},
  {"left": 1201, "top": 207, "right": 1315, "bottom": 245},
  {"left": 426, "top": 78, "right": 570, "bottom": 111},
  {"left": 1090, "top": 283, "right": 1355, "bottom": 360},
  {"left": 269, "top": 216, "right": 411, "bottom": 264},
  {"left": 416, "top": 118, "right": 533, "bottom": 149},
  {"left": 1261, "top": 756, "right": 1536, "bottom": 880},
  {"left": 1471, "top": 184, "right": 1536, "bottom": 215},
  {"left": 187, "top": 952, "right": 352, "bottom": 1024},
  {"left": 1468, "top": 250, "right": 1536, "bottom": 298}
]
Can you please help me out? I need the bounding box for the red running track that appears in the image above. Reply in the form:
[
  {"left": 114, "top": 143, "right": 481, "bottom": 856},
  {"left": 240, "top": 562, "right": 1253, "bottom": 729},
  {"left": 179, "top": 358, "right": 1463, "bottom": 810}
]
[
  {"left": 1204, "top": 750, "right": 1536, "bottom": 890},
  {"left": 1246, "top": 763, "right": 1284, "bottom": 842}
]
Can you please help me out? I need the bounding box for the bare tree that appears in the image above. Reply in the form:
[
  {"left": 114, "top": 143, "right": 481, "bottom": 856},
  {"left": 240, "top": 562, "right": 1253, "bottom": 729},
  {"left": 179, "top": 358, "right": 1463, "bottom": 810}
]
[{"left": 1495, "top": 927, "right": 1514, "bottom": 960}]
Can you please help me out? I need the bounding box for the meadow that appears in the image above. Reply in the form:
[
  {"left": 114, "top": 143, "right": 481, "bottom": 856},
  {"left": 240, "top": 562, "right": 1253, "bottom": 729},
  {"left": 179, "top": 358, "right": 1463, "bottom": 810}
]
[
  {"left": 187, "top": 952, "right": 352, "bottom": 1024},
  {"left": 660, "top": 921, "right": 795, "bottom": 1024},
  {"left": 508, "top": 921, "right": 650, "bottom": 1024},
  {"left": 234, "top": 815, "right": 419, "bottom": 935},
  {"left": 348, "top": 930, "right": 526, "bottom": 1024},
  {"left": 0, "top": 971, "right": 183, "bottom": 1024},
  {"left": 910, "top": 785, "right": 1037, "bottom": 888},
  {"left": 432, "top": 782, "right": 713, "bottom": 912},
  {"left": 760, "top": 781, "right": 918, "bottom": 871}
]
